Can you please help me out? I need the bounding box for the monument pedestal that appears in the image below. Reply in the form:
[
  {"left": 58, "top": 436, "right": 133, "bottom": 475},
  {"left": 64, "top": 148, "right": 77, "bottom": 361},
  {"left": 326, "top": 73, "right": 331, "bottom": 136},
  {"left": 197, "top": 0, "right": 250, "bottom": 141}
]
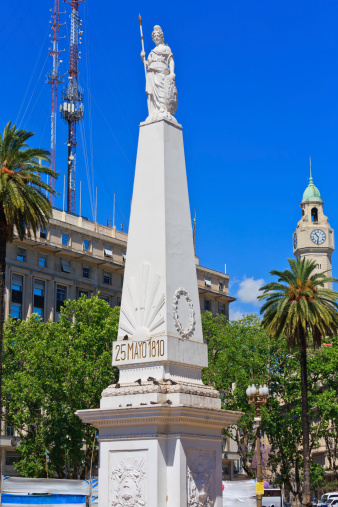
[
  {"left": 77, "top": 118, "right": 242, "bottom": 505},
  {"left": 78, "top": 392, "right": 240, "bottom": 507}
]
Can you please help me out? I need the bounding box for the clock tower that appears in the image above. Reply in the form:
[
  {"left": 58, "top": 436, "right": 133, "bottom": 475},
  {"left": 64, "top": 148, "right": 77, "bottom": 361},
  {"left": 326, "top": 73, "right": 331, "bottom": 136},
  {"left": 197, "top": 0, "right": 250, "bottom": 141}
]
[{"left": 293, "top": 168, "right": 334, "bottom": 288}]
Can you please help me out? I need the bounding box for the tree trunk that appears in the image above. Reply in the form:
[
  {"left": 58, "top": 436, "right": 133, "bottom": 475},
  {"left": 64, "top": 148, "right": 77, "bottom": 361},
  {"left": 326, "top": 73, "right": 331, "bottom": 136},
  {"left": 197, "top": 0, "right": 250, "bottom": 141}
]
[
  {"left": 300, "top": 330, "right": 312, "bottom": 506},
  {"left": 0, "top": 214, "right": 7, "bottom": 437},
  {"left": 295, "top": 457, "right": 301, "bottom": 505}
]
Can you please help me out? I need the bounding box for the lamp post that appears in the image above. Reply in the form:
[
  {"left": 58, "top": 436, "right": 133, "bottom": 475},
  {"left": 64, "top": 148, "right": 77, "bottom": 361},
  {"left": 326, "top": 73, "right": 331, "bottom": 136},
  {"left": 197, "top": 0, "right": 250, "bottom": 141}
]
[{"left": 246, "top": 384, "right": 269, "bottom": 507}]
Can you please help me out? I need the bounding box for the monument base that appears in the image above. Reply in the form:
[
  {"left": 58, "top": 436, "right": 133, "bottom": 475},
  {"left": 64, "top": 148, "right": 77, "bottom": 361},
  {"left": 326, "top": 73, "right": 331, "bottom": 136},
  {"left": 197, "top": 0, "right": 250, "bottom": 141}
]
[{"left": 77, "top": 400, "right": 241, "bottom": 507}]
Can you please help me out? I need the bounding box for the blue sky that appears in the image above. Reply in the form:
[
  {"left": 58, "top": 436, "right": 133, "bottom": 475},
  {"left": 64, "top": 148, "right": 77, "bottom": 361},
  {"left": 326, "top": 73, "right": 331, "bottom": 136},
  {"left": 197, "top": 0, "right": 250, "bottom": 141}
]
[{"left": 2, "top": 0, "right": 338, "bottom": 318}]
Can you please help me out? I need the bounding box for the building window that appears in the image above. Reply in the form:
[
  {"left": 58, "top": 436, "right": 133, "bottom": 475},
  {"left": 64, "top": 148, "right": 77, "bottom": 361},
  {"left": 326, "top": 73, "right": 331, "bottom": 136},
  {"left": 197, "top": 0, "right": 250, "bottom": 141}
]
[
  {"left": 10, "top": 304, "right": 21, "bottom": 320},
  {"left": 117, "top": 297, "right": 121, "bottom": 306},
  {"left": 62, "top": 234, "right": 69, "bottom": 246},
  {"left": 56, "top": 285, "right": 67, "bottom": 321},
  {"left": 82, "top": 266, "right": 90, "bottom": 279},
  {"left": 40, "top": 228, "right": 47, "bottom": 239},
  {"left": 83, "top": 239, "right": 90, "bottom": 252},
  {"left": 6, "top": 453, "right": 21, "bottom": 466},
  {"left": 205, "top": 277, "right": 211, "bottom": 287},
  {"left": 123, "top": 252, "right": 126, "bottom": 262},
  {"left": 219, "top": 281, "right": 224, "bottom": 291},
  {"left": 61, "top": 259, "right": 71, "bottom": 273},
  {"left": 103, "top": 272, "right": 111, "bottom": 284},
  {"left": 78, "top": 290, "right": 88, "bottom": 299},
  {"left": 99, "top": 295, "right": 109, "bottom": 303},
  {"left": 6, "top": 424, "right": 14, "bottom": 437},
  {"left": 17, "top": 247, "right": 26, "bottom": 262},
  {"left": 311, "top": 207, "right": 318, "bottom": 223},
  {"left": 104, "top": 246, "right": 113, "bottom": 258},
  {"left": 234, "top": 460, "right": 241, "bottom": 474},
  {"left": 219, "top": 303, "right": 225, "bottom": 315},
  {"left": 33, "top": 280, "right": 45, "bottom": 320},
  {"left": 11, "top": 274, "right": 23, "bottom": 319},
  {"left": 38, "top": 255, "right": 47, "bottom": 268},
  {"left": 313, "top": 455, "right": 325, "bottom": 466},
  {"left": 204, "top": 300, "right": 211, "bottom": 311}
]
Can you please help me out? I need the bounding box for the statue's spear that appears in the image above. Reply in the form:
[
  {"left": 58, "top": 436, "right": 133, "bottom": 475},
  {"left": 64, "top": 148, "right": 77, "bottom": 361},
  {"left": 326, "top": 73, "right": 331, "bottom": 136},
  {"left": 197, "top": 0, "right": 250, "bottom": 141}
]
[{"left": 138, "top": 14, "right": 147, "bottom": 80}]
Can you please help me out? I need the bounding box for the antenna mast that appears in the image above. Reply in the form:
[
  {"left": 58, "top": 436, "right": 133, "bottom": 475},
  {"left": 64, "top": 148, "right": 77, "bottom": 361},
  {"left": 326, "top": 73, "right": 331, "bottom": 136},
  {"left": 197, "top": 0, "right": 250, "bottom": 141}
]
[
  {"left": 47, "top": 0, "right": 63, "bottom": 207},
  {"left": 60, "top": 0, "right": 84, "bottom": 214}
]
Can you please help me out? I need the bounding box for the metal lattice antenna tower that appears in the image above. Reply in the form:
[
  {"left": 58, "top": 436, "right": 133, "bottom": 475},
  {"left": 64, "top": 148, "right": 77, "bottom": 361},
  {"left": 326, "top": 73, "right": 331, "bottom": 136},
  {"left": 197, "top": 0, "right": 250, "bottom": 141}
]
[
  {"left": 60, "top": 0, "right": 84, "bottom": 214},
  {"left": 46, "top": 0, "right": 63, "bottom": 207}
]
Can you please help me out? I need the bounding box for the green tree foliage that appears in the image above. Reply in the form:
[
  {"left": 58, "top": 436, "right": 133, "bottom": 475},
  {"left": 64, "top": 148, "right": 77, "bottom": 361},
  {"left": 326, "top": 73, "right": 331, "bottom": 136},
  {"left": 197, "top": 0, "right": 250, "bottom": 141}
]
[
  {"left": 263, "top": 344, "right": 338, "bottom": 501},
  {"left": 312, "top": 340, "right": 338, "bottom": 484},
  {"left": 202, "top": 311, "right": 338, "bottom": 501},
  {"left": 0, "top": 121, "right": 57, "bottom": 427},
  {"left": 202, "top": 312, "right": 287, "bottom": 478},
  {"left": 3, "top": 295, "right": 119, "bottom": 478},
  {"left": 259, "top": 258, "right": 338, "bottom": 507}
]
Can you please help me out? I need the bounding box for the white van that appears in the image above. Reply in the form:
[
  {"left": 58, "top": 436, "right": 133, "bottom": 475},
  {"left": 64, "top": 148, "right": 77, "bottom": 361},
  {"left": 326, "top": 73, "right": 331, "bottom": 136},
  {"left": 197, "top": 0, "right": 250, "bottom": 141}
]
[
  {"left": 262, "top": 489, "right": 283, "bottom": 507},
  {"left": 318, "top": 492, "right": 338, "bottom": 507}
]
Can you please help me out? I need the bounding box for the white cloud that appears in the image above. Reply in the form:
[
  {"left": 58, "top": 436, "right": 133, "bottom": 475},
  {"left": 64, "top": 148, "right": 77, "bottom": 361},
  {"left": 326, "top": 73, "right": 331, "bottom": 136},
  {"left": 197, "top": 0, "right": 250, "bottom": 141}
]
[
  {"left": 236, "top": 276, "right": 265, "bottom": 306},
  {"left": 229, "top": 308, "right": 245, "bottom": 321}
]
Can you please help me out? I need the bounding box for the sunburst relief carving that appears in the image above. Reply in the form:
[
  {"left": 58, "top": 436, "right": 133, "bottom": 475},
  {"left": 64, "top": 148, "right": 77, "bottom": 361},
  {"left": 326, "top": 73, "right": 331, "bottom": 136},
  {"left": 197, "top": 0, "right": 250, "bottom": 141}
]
[{"left": 119, "top": 262, "right": 165, "bottom": 340}]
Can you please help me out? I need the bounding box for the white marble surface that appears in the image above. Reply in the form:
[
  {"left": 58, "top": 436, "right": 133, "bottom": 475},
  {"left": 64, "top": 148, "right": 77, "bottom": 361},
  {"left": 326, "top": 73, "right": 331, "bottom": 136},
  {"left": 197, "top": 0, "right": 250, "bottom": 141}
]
[
  {"left": 77, "top": 405, "right": 241, "bottom": 507},
  {"left": 116, "top": 120, "right": 206, "bottom": 384},
  {"left": 100, "top": 378, "right": 221, "bottom": 410},
  {"left": 76, "top": 119, "right": 243, "bottom": 506}
]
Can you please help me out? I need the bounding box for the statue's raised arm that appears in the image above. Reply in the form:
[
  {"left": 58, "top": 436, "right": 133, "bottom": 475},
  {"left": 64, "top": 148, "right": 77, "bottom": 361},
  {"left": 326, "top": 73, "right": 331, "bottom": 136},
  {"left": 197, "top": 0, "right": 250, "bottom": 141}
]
[{"left": 140, "top": 25, "right": 178, "bottom": 124}]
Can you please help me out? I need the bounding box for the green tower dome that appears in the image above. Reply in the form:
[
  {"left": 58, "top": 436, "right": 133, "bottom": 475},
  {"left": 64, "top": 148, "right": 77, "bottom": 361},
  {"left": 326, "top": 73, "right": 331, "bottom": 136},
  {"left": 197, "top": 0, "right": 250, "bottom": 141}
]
[{"left": 302, "top": 175, "right": 323, "bottom": 203}]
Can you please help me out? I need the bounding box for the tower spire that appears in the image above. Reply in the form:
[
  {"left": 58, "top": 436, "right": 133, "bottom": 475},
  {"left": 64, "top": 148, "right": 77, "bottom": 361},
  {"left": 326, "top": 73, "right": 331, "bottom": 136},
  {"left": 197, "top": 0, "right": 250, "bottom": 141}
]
[{"left": 309, "top": 155, "right": 312, "bottom": 181}]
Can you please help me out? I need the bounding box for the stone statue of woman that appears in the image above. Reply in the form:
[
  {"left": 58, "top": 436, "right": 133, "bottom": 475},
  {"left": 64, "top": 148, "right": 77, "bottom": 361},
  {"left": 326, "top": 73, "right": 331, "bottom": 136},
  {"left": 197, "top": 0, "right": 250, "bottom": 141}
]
[{"left": 140, "top": 25, "right": 178, "bottom": 123}]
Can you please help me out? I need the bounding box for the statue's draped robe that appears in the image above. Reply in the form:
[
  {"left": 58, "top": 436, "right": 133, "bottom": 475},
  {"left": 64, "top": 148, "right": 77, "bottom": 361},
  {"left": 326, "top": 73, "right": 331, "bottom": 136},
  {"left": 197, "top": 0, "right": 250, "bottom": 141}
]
[{"left": 146, "top": 44, "right": 173, "bottom": 115}]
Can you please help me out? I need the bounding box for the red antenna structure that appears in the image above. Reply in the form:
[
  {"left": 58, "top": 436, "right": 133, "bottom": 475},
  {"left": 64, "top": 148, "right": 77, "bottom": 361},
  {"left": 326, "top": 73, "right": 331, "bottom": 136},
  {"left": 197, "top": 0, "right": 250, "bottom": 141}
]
[
  {"left": 47, "top": 0, "right": 63, "bottom": 207},
  {"left": 60, "top": 0, "right": 84, "bottom": 214}
]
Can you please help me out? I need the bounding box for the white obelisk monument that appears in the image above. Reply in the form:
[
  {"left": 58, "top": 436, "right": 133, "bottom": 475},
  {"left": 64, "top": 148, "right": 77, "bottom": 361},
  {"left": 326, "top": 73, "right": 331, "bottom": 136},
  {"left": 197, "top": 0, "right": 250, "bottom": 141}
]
[{"left": 77, "top": 24, "right": 241, "bottom": 507}]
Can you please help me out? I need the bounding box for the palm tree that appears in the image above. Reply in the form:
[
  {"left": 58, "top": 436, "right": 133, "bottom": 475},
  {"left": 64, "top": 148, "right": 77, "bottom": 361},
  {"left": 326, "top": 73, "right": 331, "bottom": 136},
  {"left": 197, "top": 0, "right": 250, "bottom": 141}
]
[
  {"left": 259, "top": 257, "right": 338, "bottom": 507},
  {"left": 0, "top": 121, "right": 57, "bottom": 430}
]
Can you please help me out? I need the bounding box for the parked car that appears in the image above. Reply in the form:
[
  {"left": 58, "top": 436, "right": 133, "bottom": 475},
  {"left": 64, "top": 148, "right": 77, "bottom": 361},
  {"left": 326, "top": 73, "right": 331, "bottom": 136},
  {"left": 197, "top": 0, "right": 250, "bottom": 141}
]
[
  {"left": 317, "top": 493, "right": 338, "bottom": 507},
  {"left": 329, "top": 500, "right": 338, "bottom": 507}
]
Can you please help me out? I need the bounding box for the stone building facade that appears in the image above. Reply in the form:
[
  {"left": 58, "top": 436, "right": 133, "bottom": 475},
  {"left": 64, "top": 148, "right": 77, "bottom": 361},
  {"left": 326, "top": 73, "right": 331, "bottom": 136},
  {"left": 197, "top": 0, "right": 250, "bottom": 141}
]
[{"left": 6, "top": 209, "right": 234, "bottom": 324}]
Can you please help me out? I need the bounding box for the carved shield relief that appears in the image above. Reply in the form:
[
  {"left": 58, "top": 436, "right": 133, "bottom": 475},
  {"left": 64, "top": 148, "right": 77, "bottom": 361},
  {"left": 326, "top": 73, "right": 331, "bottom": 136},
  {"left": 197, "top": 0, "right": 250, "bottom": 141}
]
[
  {"left": 187, "top": 450, "right": 216, "bottom": 507},
  {"left": 164, "top": 75, "right": 178, "bottom": 115},
  {"left": 109, "top": 451, "right": 147, "bottom": 507}
]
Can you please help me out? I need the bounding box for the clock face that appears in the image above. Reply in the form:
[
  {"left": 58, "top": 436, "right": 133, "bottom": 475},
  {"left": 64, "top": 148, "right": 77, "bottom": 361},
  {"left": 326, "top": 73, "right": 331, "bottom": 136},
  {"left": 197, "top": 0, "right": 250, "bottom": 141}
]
[
  {"left": 310, "top": 229, "right": 326, "bottom": 245},
  {"left": 293, "top": 233, "right": 297, "bottom": 249}
]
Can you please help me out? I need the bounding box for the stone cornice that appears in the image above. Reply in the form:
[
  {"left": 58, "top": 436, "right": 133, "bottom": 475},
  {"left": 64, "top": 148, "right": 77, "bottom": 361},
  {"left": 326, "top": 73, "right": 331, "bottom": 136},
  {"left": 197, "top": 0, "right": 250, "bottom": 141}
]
[
  {"left": 76, "top": 405, "right": 243, "bottom": 429},
  {"left": 98, "top": 432, "right": 223, "bottom": 442},
  {"left": 102, "top": 381, "right": 220, "bottom": 398}
]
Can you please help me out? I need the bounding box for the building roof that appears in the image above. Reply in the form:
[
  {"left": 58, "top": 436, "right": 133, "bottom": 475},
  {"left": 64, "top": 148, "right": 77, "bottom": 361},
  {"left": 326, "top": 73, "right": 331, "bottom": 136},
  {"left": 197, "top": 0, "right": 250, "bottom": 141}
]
[{"left": 302, "top": 175, "right": 323, "bottom": 203}]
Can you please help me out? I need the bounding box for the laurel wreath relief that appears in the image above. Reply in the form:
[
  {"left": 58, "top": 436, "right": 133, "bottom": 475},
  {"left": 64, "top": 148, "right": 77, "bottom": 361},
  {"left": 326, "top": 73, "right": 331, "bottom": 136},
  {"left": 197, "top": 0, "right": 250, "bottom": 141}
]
[{"left": 172, "top": 288, "right": 195, "bottom": 339}]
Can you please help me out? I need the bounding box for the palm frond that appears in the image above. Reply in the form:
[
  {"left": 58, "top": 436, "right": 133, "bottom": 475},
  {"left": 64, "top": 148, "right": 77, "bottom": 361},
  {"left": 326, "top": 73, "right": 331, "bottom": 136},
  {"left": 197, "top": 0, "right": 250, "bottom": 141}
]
[
  {"left": 259, "top": 257, "right": 338, "bottom": 349},
  {"left": 0, "top": 122, "right": 58, "bottom": 241}
]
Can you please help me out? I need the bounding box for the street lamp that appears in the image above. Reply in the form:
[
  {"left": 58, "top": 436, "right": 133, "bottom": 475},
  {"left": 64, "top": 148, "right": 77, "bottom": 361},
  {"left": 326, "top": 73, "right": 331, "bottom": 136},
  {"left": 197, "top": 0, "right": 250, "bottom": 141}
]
[{"left": 246, "top": 384, "right": 269, "bottom": 507}]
